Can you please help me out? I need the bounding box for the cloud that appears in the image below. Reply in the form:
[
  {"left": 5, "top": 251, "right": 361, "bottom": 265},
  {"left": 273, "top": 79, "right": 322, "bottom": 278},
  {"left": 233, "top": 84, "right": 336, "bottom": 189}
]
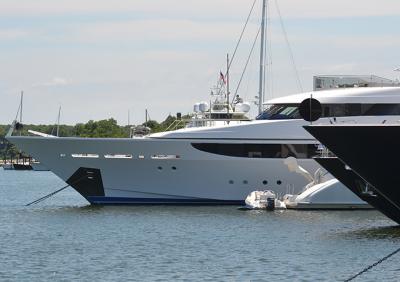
[
  {"left": 0, "top": 0, "right": 250, "bottom": 18},
  {"left": 0, "top": 0, "right": 399, "bottom": 19},
  {"left": 33, "top": 77, "right": 69, "bottom": 87},
  {"left": 276, "top": 0, "right": 400, "bottom": 19},
  {"left": 0, "top": 29, "right": 30, "bottom": 40},
  {"left": 70, "top": 19, "right": 257, "bottom": 43}
]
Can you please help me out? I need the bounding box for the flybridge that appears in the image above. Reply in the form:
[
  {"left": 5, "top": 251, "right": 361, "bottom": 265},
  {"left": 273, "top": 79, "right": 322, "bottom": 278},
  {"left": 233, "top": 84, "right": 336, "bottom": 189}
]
[
  {"left": 265, "top": 87, "right": 400, "bottom": 105},
  {"left": 313, "top": 75, "right": 400, "bottom": 91}
]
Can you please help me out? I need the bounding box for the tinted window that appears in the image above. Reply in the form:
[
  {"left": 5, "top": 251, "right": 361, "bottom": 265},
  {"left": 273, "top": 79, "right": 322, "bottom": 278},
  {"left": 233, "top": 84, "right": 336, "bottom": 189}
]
[
  {"left": 192, "top": 143, "right": 319, "bottom": 159},
  {"left": 258, "top": 103, "right": 400, "bottom": 120},
  {"left": 256, "top": 104, "right": 301, "bottom": 120},
  {"left": 363, "top": 104, "right": 400, "bottom": 115}
]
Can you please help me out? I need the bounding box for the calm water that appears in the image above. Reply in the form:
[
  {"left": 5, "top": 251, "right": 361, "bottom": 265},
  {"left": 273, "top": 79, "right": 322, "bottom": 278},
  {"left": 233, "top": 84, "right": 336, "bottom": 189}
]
[{"left": 0, "top": 171, "right": 400, "bottom": 281}]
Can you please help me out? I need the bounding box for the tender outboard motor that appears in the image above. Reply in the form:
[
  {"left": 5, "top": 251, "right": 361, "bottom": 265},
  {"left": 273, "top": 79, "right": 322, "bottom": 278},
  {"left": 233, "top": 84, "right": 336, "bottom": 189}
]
[{"left": 266, "top": 196, "right": 275, "bottom": 211}]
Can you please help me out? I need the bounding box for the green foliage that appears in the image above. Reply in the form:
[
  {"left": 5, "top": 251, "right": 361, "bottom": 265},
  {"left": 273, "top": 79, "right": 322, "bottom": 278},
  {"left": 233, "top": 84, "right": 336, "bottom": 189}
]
[
  {"left": 74, "top": 118, "right": 126, "bottom": 138},
  {"left": 143, "top": 120, "right": 161, "bottom": 132}
]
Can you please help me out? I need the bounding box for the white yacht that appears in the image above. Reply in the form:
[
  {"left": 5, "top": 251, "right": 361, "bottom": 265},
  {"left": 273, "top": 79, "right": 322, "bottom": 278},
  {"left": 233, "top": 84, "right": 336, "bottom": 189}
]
[{"left": 6, "top": 87, "right": 400, "bottom": 204}]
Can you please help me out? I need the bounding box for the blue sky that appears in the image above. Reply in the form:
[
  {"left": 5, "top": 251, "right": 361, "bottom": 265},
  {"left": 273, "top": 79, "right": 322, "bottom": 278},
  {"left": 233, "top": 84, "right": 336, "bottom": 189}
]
[{"left": 1, "top": 0, "right": 400, "bottom": 125}]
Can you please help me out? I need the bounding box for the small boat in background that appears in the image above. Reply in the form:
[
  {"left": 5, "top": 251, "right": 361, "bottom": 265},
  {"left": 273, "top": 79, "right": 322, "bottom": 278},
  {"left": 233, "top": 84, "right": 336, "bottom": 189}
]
[
  {"left": 242, "top": 190, "right": 286, "bottom": 210},
  {"left": 12, "top": 162, "right": 32, "bottom": 170},
  {"left": 2, "top": 162, "right": 32, "bottom": 170},
  {"left": 2, "top": 163, "right": 14, "bottom": 170}
]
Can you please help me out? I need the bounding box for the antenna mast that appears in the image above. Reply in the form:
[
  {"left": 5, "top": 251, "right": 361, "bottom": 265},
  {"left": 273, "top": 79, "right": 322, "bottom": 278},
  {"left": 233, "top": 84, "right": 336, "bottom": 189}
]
[{"left": 258, "top": 0, "right": 268, "bottom": 114}]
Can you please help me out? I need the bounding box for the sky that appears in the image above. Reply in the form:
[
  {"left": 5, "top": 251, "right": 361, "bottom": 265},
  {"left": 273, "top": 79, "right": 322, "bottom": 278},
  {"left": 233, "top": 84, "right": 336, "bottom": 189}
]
[{"left": 1, "top": 0, "right": 400, "bottom": 125}]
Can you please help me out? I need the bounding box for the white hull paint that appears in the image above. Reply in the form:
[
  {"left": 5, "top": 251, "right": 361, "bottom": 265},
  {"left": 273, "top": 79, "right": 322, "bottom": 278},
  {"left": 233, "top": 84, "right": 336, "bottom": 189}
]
[
  {"left": 288, "top": 203, "right": 371, "bottom": 209},
  {"left": 7, "top": 135, "right": 320, "bottom": 204}
]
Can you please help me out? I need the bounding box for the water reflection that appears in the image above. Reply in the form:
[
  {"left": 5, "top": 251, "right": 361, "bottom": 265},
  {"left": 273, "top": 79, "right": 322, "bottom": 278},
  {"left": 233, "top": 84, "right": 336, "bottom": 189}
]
[{"left": 344, "top": 225, "right": 400, "bottom": 240}]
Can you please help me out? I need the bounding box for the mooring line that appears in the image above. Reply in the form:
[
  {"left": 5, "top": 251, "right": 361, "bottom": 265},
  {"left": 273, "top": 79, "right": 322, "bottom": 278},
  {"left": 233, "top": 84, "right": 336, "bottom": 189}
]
[
  {"left": 26, "top": 174, "right": 88, "bottom": 206},
  {"left": 344, "top": 246, "right": 400, "bottom": 281}
]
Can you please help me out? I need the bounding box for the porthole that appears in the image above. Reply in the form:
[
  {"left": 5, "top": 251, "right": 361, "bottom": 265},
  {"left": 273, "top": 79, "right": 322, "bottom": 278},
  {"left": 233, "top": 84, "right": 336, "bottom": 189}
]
[
  {"left": 277, "top": 180, "right": 282, "bottom": 185},
  {"left": 229, "top": 180, "right": 234, "bottom": 184},
  {"left": 262, "top": 180, "right": 268, "bottom": 185},
  {"left": 172, "top": 166, "right": 177, "bottom": 170},
  {"left": 157, "top": 166, "right": 163, "bottom": 170},
  {"left": 243, "top": 180, "right": 248, "bottom": 184}
]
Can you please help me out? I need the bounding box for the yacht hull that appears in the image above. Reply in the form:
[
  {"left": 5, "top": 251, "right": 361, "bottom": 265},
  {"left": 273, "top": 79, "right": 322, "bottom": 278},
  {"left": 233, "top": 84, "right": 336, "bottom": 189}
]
[
  {"left": 305, "top": 125, "right": 400, "bottom": 223},
  {"left": 7, "top": 136, "right": 320, "bottom": 205}
]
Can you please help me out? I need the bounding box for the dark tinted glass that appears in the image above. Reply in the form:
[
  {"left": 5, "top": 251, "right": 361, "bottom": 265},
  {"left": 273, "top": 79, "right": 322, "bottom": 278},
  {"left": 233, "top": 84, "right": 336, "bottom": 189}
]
[
  {"left": 192, "top": 143, "right": 319, "bottom": 159},
  {"left": 256, "top": 104, "right": 301, "bottom": 120},
  {"left": 363, "top": 104, "right": 400, "bottom": 115},
  {"left": 258, "top": 103, "right": 400, "bottom": 120}
]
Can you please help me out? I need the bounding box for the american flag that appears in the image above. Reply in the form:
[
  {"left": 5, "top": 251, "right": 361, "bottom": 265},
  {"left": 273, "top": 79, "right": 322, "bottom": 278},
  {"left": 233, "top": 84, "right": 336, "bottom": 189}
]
[{"left": 220, "top": 71, "right": 226, "bottom": 84}]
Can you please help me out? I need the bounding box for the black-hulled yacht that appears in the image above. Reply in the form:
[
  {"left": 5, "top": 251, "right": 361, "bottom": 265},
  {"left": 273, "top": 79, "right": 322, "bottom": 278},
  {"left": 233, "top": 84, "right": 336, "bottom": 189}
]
[{"left": 304, "top": 124, "right": 400, "bottom": 224}]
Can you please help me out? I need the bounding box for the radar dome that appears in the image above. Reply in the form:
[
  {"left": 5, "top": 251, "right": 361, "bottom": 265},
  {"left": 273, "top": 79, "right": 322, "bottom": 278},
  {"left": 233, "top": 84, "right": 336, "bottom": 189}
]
[
  {"left": 236, "top": 102, "right": 251, "bottom": 113},
  {"left": 193, "top": 103, "right": 200, "bottom": 113},
  {"left": 199, "top": 102, "right": 209, "bottom": 112}
]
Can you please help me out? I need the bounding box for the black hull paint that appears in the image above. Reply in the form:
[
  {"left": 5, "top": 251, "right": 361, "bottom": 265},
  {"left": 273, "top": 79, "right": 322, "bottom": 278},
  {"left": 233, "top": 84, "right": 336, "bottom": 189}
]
[
  {"left": 66, "top": 167, "right": 105, "bottom": 199},
  {"left": 305, "top": 125, "right": 400, "bottom": 224},
  {"left": 315, "top": 157, "right": 400, "bottom": 223}
]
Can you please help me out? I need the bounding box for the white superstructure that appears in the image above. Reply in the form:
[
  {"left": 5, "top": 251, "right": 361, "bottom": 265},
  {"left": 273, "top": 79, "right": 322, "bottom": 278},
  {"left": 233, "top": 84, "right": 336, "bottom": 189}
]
[
  {"left": 313, "top": 75, "right": 400, "bottom": 91},
  {"left": 7, "top": 87, "right": 400, "bottom": 204}
]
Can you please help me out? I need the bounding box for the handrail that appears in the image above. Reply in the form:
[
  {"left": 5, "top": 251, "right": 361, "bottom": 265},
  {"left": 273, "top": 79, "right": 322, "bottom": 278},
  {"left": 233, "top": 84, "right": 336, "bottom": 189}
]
[{"left": 164, "top": 117, "right": 252, "bottom": 132}]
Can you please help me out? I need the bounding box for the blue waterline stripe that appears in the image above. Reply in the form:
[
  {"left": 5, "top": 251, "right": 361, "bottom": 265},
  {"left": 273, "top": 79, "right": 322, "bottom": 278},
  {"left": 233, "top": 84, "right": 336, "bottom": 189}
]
[{"left": 86, "top": 196, "right": 244, "bottom": 205}]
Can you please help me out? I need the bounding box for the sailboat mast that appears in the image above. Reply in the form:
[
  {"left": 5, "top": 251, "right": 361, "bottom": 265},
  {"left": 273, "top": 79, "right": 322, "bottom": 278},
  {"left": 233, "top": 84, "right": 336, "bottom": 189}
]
[
  {"left": 56, "top": 106, "right": 61, "bottom": 137},
  {"left": 258, "top": 0, "right": 268, "bottom": 114},
  {"left": 226, "top": 53, "right": 230, "bottom": 118},
  {"left": 20, "top": 91, "right": 23, "bottom": 123}
]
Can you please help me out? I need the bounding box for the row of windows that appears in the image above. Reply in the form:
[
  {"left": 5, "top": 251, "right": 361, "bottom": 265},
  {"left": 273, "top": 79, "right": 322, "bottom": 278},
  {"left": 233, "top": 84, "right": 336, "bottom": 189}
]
[
  {"left": 322, "top": 104, "right": 400, "bottom": 117},
  {"left": 228, "top": 179, "right": 282, "bottom": 185},
  {"left": 256, "top": 103, "right": 400, "bottom": 120},
  {"left": 192, "top": 143, "right": 319, "bottom": 159},
  {"left": 65, "top": 143, "right": 323, "bottom": 160},
  {"left": 65, "top": 154, "right": 180, "bottom": 159}
]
